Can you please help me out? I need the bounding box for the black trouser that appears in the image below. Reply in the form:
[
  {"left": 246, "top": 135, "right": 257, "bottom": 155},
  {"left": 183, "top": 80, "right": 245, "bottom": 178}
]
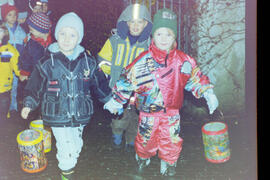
[{"left": 0, "top": 91, "right": 11, "bottom": 120}]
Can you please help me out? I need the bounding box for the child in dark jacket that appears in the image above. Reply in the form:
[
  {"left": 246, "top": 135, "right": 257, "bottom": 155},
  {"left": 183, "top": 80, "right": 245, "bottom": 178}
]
[
  {"left": 21, "top": 12, "right": 111, "bottom": 180},
  {"left": 18, "top": 12, "right": 52, "bottom": 117},
  {"left": 19, "top": 12, "right": 52, "bottom": 79}
]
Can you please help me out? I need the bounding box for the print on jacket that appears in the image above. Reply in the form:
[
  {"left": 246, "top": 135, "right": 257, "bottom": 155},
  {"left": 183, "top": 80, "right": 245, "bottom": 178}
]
[
  {"left": 113, "top": 42, "right": 214, "bottom": 111},
  {"left": 139, "top": 116, "right": 155, "bottom": 146},
  {"left": 168, "top": 114, "right": 181, "bottom": 144}
]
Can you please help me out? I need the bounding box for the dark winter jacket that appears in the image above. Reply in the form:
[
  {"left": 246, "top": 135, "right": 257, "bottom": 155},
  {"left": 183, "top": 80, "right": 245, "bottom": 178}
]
[
  {"left": 23, "top": 49, "right": 111, "bottom": 127},
  {"left": 19, "top": 37, "right": 50, "bottom": 76}
]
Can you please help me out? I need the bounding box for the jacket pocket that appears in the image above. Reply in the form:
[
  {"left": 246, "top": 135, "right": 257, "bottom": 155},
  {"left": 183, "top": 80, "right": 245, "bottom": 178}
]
[
  {"left": 42, "top": 89, "right": 61, "bottom": 116},
  {"left": 76, "top": 95, "right": 93, "bottom": 118}
]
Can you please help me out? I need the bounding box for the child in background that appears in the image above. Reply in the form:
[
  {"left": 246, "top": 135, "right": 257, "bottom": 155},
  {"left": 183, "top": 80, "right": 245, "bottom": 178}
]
[
  {"left": 0, "top": 22, "right": 20, "bottom": 121},
  {"left": 19, "top": 12, "right": 52, "bottom": 80},
  {"left": 29, "top": 0, "right": 42, "bottom": 13},
  {"left": 40, "top": 0, "right": 51, "bottom": 16},
  {"left": 1, "top": 3, "right": 26, "bottom": 116},
  {"left": 103, "top": 8, "right": 219, "bottom": 177},
  {"left": 21, "top": 12, "right": 111, "bottom": 180},
  {"left": 98, "top": 3, "right": 152, "bottom": 152},
  {"left": 14, "top": 0, "right": 29, "bottom": 32},
  {"left": 0, "top": 0, "right": 14, "bottom": 20},
  {"left": 18, "top": 12, "right": 52, "bottom": 119}
]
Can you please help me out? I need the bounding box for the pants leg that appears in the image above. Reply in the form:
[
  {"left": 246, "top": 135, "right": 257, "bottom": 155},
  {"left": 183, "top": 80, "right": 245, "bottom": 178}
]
[
  {"left": 0, "top": 91, "right": 11, "bottom": 121},
  {"left": 9, "top": 73, "right": 18, "bottom": 111},
  {"left": 158, "top": 110, "right": 183, "bottom": 165},
  {"left": 124, "top": 105, "right": 138, "bottom": 144},
  {"left": 51, "top": 126, "right": 84, "bottom": 171},
  {"left": 135, "top": 112, "right": 159, "bottom": 159},
  {"left": 110, "top": 107, "right": 130, "bottom": 135},
  {"left": 135, "top": 109, "right": 183, "bottom": 164}
]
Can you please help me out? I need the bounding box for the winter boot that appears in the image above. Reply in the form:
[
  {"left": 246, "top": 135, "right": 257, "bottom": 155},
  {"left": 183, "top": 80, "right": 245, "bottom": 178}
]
[
  {"left": 135, "top": 153, "right": 150, "bottom": 174},
  {"left": 160, "top": 159, "right": 177, "bottom": 176},
  {"left": 61, "top": 169, "right": 75, "bottom": 180}
]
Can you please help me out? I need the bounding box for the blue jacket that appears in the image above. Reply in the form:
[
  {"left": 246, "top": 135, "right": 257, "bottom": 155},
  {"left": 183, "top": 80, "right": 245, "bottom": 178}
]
[{"left": 5, "top": 22, "right": 26, "bottom": 54}]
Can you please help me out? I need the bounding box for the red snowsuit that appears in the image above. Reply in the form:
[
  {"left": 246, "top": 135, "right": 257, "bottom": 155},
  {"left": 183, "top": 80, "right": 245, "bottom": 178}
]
[{"left": 112, "top": 41, "right": 213, "bottom": 165}]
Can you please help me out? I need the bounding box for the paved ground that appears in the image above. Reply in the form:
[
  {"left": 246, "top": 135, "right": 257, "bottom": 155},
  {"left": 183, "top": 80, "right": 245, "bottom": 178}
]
[{"left": 0, "top": 102, "right": 256, "bottom": 180}]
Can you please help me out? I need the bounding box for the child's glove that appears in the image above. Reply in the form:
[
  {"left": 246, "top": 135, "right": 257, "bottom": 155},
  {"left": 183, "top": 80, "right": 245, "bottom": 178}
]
[
  {"left": 103, "top": 98, "right": 123, "bottom": 115},
  {"left": 21, "top": 107, "right": 31, "bottom": 119},
  {"left": 203, "top": 89, "right": 219, "bottom": 114}
]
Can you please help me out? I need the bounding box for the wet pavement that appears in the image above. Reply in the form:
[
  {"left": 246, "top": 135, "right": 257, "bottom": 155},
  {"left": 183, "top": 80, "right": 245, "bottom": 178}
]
[{"left": 0, "top": 102, "right": 256, "bottom": 180}]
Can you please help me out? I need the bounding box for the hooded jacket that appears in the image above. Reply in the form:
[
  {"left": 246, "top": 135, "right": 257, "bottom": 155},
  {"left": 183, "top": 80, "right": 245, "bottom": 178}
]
[
  {"left": 112, "top": 41, "right": 213, "bottom": 111},
  {"left": 23, "top": 44, "right": 111, "bottom": 127},
  {"left": 98, "top": 4, "right": 152, "bottom": 88},
  {"left": 23, "top": 12, "right": 111, "bottom": 127}
]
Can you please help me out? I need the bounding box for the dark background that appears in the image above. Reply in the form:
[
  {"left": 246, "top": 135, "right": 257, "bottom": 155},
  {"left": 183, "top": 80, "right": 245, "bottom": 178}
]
[{"left": 49, "top": 0, "right": 124, "bottom": 55}]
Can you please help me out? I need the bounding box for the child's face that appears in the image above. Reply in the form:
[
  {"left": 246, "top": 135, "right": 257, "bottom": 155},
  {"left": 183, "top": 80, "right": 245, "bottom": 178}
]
[
  {"left": 42, "top": 3, "right": 48, "bottom": 13},
  {"left": 57, "top": 27, "right": 79, "bottom": 56},
  {"left": 33, "top": 5, "right": 42, "bottom": 13},
  {"left": 127, "top": 19, "right": 148, "bottom": 36},
  {"left": 153, "top": 27, "right": 176, "bottom": 52},
  {"left": 18, "top": 18, "right": 26, "bottom": 24},
  {"left": 28, "top": 26, "right": 47, "bottom": 39},
  {"left": 5, "top": 10, "right": 17, "bottom": 26}
]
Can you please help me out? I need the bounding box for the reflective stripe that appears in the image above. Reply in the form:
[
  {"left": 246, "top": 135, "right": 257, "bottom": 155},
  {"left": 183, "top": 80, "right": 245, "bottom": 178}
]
[
  {"left": 123, "top": 42, "right": 130, "bottom": 67},
  {"left": 128, "top": 46, "right": 136, "bottom": 66},
  {"left": 135, "top": 48, "right": 145, "bottom": 58},
  {"left": 115, "top": 44, "right": 124, "bottom": 66}
]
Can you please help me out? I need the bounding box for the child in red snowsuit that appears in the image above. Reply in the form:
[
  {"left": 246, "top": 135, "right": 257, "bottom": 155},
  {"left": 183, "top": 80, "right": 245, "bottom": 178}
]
[{"left": 104, "top": 8, "right": 219, "bottom": 177}]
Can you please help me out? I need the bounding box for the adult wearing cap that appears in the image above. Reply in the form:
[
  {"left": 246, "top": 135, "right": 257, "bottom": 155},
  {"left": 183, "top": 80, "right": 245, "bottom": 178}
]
[{"left": 104, "top": 8, "right": 219, "bottom": 176}]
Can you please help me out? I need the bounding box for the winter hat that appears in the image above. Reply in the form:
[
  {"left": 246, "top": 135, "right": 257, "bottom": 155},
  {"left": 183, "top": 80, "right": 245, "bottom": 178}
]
[
  {"left": 152, "top": 8, "right": 177, "bottom": 37},
  {"left": 54, "top": 12, "right": 84, "bottom": 44},
  {"left": 40, "top": 0, "right": 48, "bottom": 3},
  {"left": 1, "top": 3, "right": 18, "bottom": 20},
  {"left": 27, "top": 12, "right": 51, "bottom": 33}
]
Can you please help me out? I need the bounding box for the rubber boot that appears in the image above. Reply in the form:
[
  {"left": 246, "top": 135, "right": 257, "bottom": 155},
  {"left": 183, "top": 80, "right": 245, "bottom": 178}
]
[
  {"left": 61, "top": 169, "right": 75, "bottom": 180},
  {"left": 160, "top": 159, "right": 177, "bottom": 176},
  {"left": 135, "top": 153, "right": 150, "bottom": 174}
]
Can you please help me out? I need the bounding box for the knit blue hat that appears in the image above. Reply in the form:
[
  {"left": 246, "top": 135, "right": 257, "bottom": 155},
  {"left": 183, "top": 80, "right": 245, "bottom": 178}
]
[
  {"left": 27, "top": 12, "right": 51, "bottom": 33},
  {"left": 54, "top": 12, "right": 84, "bottom": 44}
]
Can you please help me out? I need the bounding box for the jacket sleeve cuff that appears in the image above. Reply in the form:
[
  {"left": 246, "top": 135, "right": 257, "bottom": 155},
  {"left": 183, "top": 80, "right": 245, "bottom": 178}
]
[
  {"left": 23, "top": 96, "right": 38, "bottom": 110},
  {"left": 20, "top": 70, "right": 30, "bottom": 76}
]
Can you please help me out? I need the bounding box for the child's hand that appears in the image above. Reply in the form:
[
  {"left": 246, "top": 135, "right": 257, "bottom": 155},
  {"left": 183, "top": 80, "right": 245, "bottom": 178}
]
[
  {"left": 203, "top": 89, "right": 219, "bottom": 114},
  {"left": 19, "top": 75, "right": 28, "bottom": 81},
  {"left": 21, "top": 107, "right": 31, "bottom": 119}
]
